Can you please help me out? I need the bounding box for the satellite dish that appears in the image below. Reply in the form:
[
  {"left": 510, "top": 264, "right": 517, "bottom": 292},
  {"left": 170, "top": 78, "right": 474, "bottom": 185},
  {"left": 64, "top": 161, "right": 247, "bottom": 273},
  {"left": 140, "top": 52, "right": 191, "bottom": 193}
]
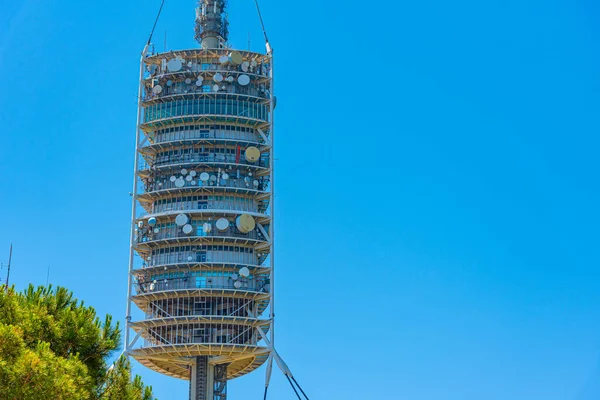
[
  {"left": 182, "top": 224, "right": 194, "bottom": 235},
  {"left": 231, "top": 274, "right": 239, "bottom": 280},
  {"left": 241, "top": 62, "right": 249, "bottom": 72},
  {"left": 213, "top": 73, "right": 223, "bottom": 82},
  {"left": 152, "top": 85, "right": 163, "bottom": 94},
  {"left": 138, "top": 221, "right": 144, "bottom": 228},
  {"left": 154, "top": 228, "right": 160, "bottom": 233},
  {"left": 226, "top": 76, "right": 234, "bottom": 83},
  {"left": 248, "top": 172, "right": 253, "bottom": 177},
  {"left": 229, "top": 51, "right": 243, "bottom": 65},
  {"left": 216, "top": 218, "right": 229, "bottom": 231},
  {"left": 181, "top": 168, "right": 188, "bottom": 175},
  {"left": 186, "top": 175, "right": 193, "bottom": 182},
  {"left": 238, "top": 74, "right": 250, "bottom": 86},
  {"left": 239, "top": 267, "right": 250, "bottom": 278},
  {"left": 203, "top": 223, "right": 212, "bottom": 233},
  {"left": 167, "top": 58, "right": 182, "bottom": 72},
  {"left": 253, "top": 179, "right": 259, "bottom": 187},
  {"left": 209, "top": 175, "right": 217, "bottom": 182},
  {"left": 200, "top": 172, "right": 210, "bottom": 182},
  {"left": 245, "top": 146, "right": 260, "bottom": 162},
  {"left": 234, "top": 281, "right": 242, "bottom": 289},
  {"left": 222, "top": 173, "right": 229, "bottom": 180},
  {"left": 213, "top": 84, "right": 220, "bottom": 92},
  {"left": 175, "top": 214, "right": 189, "bottom": 226},
  {"left": 196, "top": 79, "right": 203, "bottom": 87},
  {"left": 148, "top": 217, "right": 157, "bottom": 226},
  {"left": 185, "top": 78, "right": 192, "bottom": 84},
  {"left": 251, "top": 60, "right": 258, "bottom": 67},
  {"left": 236, "top": 214, "right": 256, "bottom": 233},
  {"left": 219, "top": 55, "right": 229, "bottom": 64},
  {"left": 188, "top": 256, "right": 193, "bottom": 261},
  {"left": 191, "top": 180, "right": 197, "bottom": 185},
  {"left": 175, "top": 178, "right": 185, "bottom": 188},
  {"left": 190, "top": 170, "right": 197, "bottom": 177},
  {"left": 166, "top": 80, "right": 173, "bottom": 87},
  {"left": 244, "top": 177, "right": 251, "bottom": 184}
]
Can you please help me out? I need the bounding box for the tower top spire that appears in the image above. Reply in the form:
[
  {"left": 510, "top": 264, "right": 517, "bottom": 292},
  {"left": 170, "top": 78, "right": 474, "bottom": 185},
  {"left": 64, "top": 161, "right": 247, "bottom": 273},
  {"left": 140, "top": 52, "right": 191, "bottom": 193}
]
[{"left": 195, "top": 0, "right": 229, "bottom": 49}]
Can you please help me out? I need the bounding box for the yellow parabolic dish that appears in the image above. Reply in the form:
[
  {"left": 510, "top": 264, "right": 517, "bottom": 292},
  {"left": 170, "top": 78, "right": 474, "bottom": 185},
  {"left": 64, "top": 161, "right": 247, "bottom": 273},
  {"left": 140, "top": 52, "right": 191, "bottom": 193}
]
[
  {"left": 236, "top": 214, "right": 256, "bottom": 233},
  {"left": 245, "top": 146, "right": 260, "bottom": 162},
  {"left": 229, "top": 51, "right": 243, "bottom": 65}
]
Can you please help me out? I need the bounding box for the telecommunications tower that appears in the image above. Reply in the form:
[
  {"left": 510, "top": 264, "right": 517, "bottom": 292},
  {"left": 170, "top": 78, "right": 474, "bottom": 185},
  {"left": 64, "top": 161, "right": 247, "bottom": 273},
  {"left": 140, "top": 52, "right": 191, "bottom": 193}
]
[{"left": 124, "top": 1, "right": 282, "bottom": 399}]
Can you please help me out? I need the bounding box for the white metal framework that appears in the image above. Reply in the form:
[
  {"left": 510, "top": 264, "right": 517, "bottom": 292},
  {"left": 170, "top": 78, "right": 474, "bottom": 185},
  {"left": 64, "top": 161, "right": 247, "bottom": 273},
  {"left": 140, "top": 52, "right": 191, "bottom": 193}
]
[{"left": 125, "top": 38, "right": 275, "bottom": 398}]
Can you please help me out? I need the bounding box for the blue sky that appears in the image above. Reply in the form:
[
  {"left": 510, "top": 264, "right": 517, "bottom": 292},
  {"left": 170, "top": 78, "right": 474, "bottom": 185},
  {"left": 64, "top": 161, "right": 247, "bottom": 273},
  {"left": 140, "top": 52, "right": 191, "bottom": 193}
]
[{"left": 1, "top": 0, "right": 600, "bottom": 399}]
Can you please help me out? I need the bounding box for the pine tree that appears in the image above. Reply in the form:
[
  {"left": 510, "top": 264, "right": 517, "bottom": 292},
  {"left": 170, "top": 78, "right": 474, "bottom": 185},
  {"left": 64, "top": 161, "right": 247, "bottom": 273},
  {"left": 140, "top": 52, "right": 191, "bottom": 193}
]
[{"left": 0, "top": 285, "right": 155, "bottom": 400}]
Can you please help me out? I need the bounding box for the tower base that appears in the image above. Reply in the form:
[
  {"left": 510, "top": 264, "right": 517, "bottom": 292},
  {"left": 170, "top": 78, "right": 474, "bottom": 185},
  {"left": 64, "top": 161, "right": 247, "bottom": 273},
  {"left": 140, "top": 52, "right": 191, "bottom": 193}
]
[{"left": 190, "top": 356, "right": 228, "bottom": 400}]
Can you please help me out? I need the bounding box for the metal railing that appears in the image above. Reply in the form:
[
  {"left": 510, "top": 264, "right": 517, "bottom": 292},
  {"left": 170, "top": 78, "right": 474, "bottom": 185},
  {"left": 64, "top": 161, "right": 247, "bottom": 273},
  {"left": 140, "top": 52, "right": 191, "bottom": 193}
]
[
  {"left": 151, "top": 199, "right": 258, "bottom": 214},
  {"left": 134, "top": 279, "right": 268, "bottom": 294},
  {"left": 144, "top": 82, "right": 269, "bottom": 101},
  {"left": 149, "top": 129, "right": 261, "bottom": 145},
  {"left": 137, "top": 225, "right": 266, "bottom": 244},
  {"left": 141, "top": 176, "right": 268, "bottom": 193},
  {"left": 140, "top": 152, "right": 269, "bottom": 170},
  {"left": 141, "top": 253, "right": 258, "bottom": 268}
]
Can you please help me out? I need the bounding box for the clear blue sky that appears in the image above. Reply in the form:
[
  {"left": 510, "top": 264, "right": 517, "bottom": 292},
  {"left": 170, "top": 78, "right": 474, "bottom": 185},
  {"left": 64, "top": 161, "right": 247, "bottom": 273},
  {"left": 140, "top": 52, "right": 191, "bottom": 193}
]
[{"left": 1, "top": 0, "right": 600, "bottom": 399}]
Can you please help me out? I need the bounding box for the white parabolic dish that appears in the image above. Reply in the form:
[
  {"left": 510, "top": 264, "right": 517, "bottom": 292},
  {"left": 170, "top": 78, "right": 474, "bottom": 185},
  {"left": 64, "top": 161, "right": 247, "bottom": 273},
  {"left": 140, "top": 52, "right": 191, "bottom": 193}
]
[
  {"left": 167, "top": 58, "right": 182, "bottom": 72},
  {"left": 175, "top": 214, "right": 189, "bottom": 226},
  {"left": 238, "top": 74, "right": 251, "bottom": 86},
  {"left": 216, "top": 218, "right": 229, "bottom": 231}
]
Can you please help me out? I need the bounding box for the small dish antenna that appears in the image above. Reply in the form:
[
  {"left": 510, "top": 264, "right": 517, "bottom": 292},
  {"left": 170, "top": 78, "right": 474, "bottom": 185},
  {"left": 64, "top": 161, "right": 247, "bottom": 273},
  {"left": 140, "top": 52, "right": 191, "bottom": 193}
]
[
  {"left": 245, "top": 146, "right": 260, "bottom": 162},
  {"left": 229, "top": 51, "right": 243, "bottom": 65},
  {"left": 216, "top": 218, "right": 229, "bottom": 231},
  {"left": 167, "top": 58, "right": 182, "bottom": 72},
  {"left": 176, "top": 214, "right": 189, "bottom": 226},
  {"left": 238, "top": 74, "right": 251, "bottom": 86},
  {"left": 236, "top": 214, "right": 256, "bottom": 233}
]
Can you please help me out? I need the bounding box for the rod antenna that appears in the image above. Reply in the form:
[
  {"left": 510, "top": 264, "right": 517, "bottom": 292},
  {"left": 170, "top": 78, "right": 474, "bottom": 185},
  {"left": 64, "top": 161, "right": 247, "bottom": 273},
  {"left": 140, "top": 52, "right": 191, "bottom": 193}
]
[{"left": 4, "top": 244, "right": 12, "bottom": 292}]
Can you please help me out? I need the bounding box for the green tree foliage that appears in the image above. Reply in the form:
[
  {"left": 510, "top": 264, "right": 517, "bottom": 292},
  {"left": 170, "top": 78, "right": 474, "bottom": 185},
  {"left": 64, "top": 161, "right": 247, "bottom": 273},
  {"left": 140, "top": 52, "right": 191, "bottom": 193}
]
[{"left": 0, "top": 285, "right": 155, "bottom": 400}]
